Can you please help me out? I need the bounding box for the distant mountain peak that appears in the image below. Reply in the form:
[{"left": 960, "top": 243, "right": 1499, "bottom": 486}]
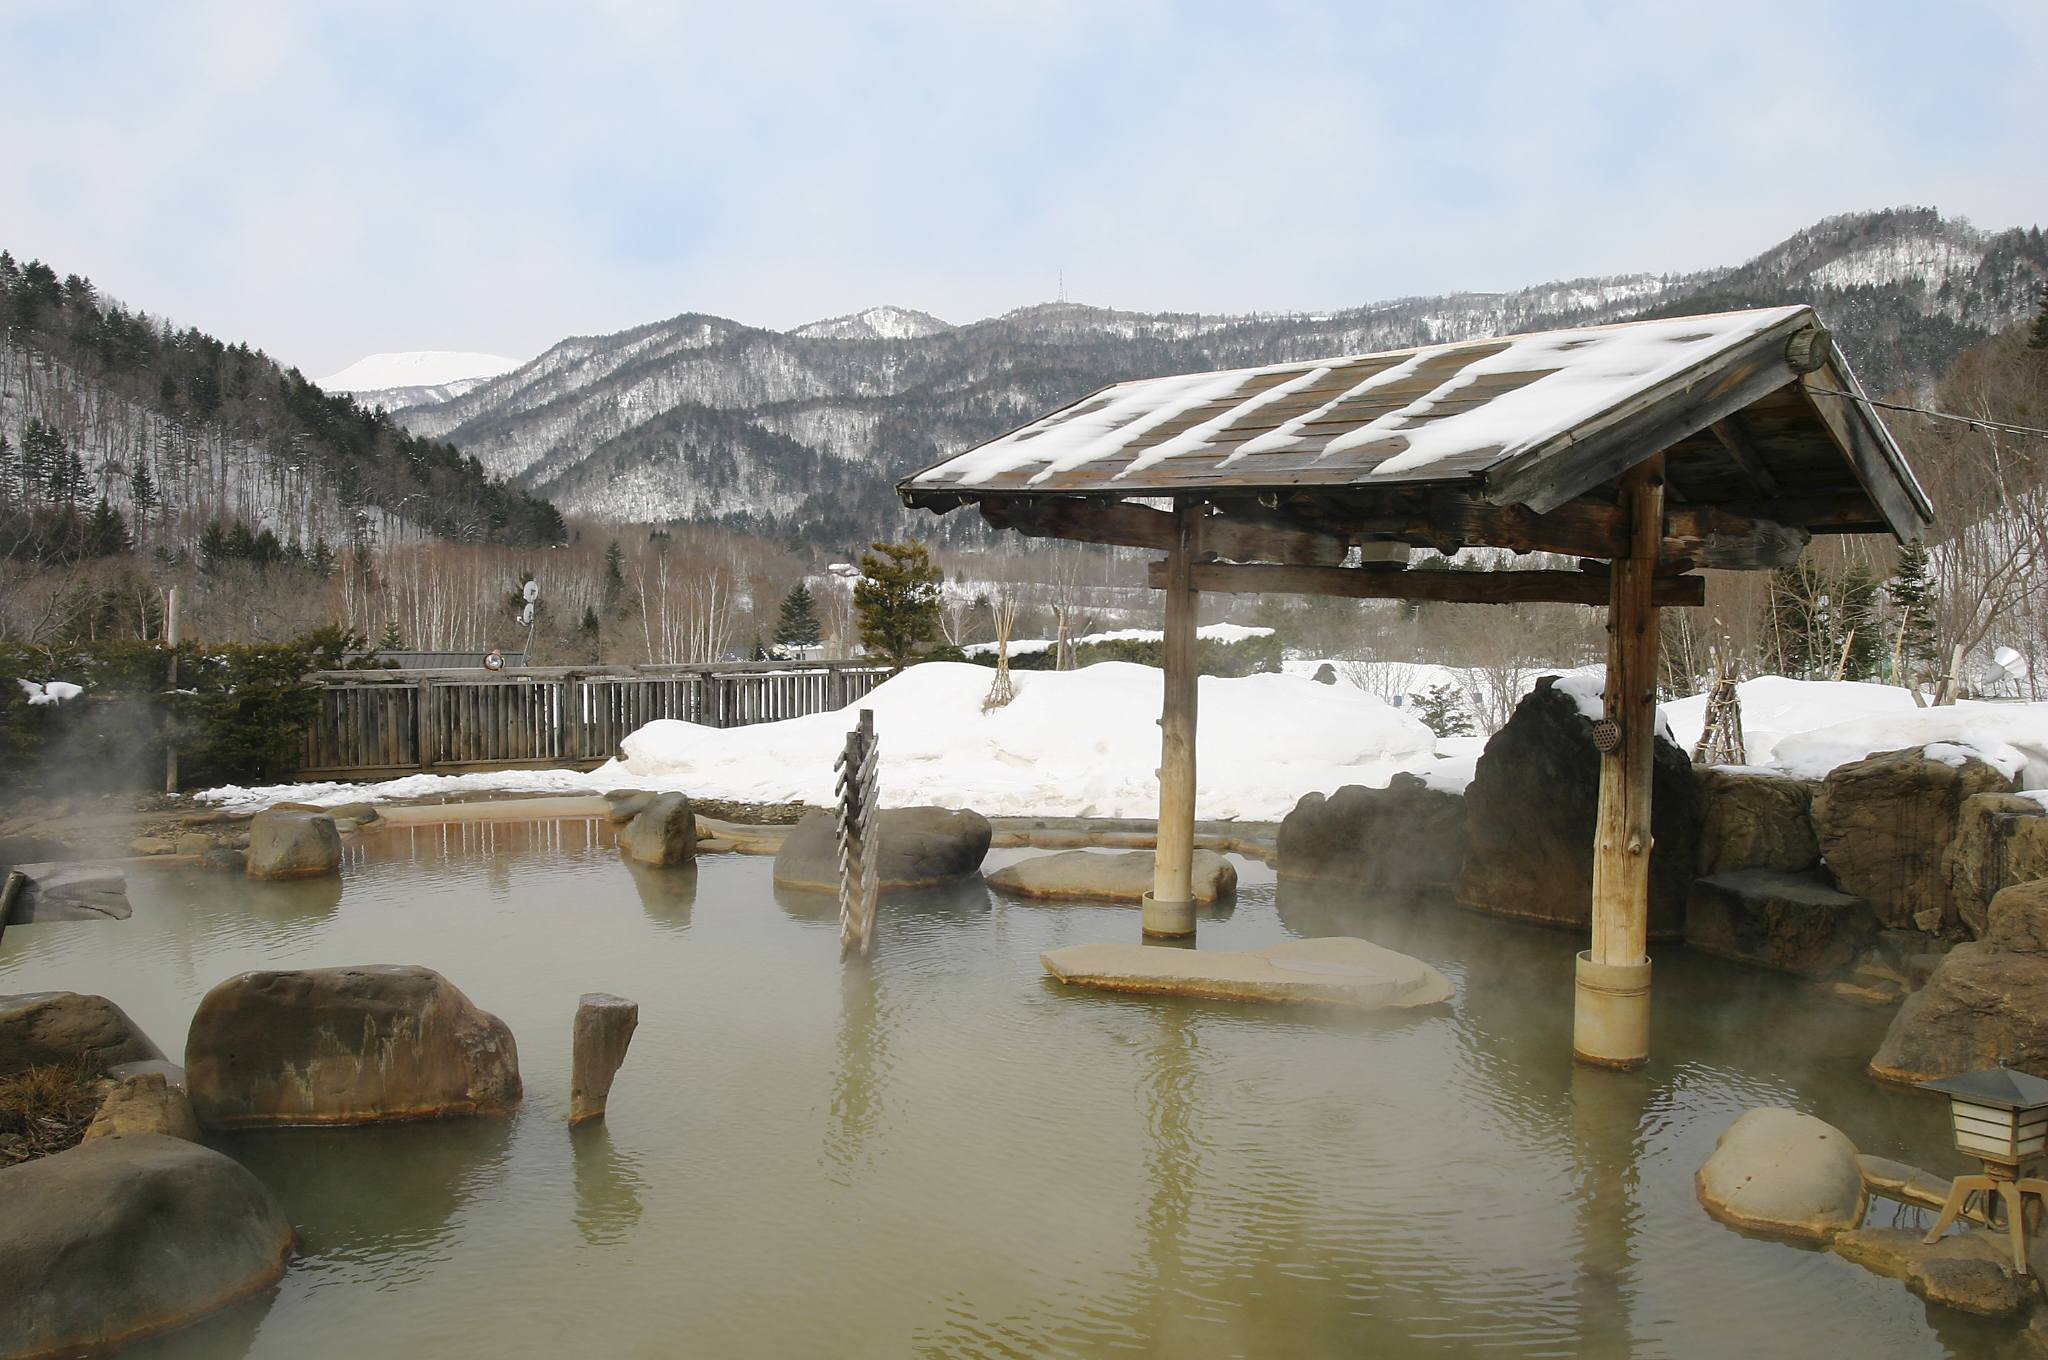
[
  {"left": 316, "top": 350, "right": 522, "bottom": 393},
  {"left": 789, "top": 305, "right": 952, "bottom": 341}
]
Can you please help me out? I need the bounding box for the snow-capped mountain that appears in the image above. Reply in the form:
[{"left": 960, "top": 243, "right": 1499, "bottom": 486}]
[
  {"left": 317, "top": 350, "right": 523, "bottom": 412},
  {"left": 391, "top": 209, "right": 2048, "bottom": 543}
]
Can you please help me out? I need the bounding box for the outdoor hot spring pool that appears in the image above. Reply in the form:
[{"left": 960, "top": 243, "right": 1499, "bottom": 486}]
[{"left": 0, "top": 818, "right": 2008, "bottom": 1358}]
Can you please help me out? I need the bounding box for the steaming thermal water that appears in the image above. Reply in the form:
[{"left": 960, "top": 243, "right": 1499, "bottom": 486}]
[{"left": 0, "top": 822, "right": 2006, "bottom": 1358}]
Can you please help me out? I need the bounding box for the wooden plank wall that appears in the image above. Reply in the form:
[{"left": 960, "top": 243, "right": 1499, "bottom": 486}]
[{"left": 297, "top": 664, "right": 891, "bottom": 780}]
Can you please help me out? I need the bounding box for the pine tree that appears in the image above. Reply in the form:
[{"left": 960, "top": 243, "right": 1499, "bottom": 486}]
[
  {"left": 197, "top": 520, "right": 229, "bottom": 573},
  {"left": 1886, "top": 542, "right": 1941, "bottom": 685},
  {"left": 128, "top": 459, "right": 157, "bottom": 518},
  {"left": 601, "top": 540, "right": 628, "bottom": 614},
  {"left": 379, "top": 619, "right": 403, "bottom": 651},
  {"left": 2030, "top": 283, "right": 2048, "bottom": 351},
  {"left": 853, "top": 540, "right": 942, "bottom": 668},
  {"left": 1411, "top": 682, "right": 1476, "bottom": 737},
  {"left": 775, "top": 582, "right": 822, "bottom": 647},
  {"left": 81, "top": 498, "right": 129, "bottom": 558}
]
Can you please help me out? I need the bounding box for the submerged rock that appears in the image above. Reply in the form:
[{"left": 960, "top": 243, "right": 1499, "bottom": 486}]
[
  {"left": 3, "top": 863, "right": 130, "bottom": 923},
  {"left": 1945, "top": 793, "right": 2048, "bottom": 937},
  {"left": 1695, "top": 768, "right": 1821, "bottom": 876},
  {"left": 1454, "top": 678, "right": 1698, "bottom": 937},
  {"left": 0, "top": 1132, "right": 295, "bottom": 1358},
  {"left": 186, "top": 964, "right": 521, "bottom": 1126},
  {"left": 987, "top": 849, "right": 1235, "bottom": 904},
  {"left": 0, "top": 991, "right": 160, "bottom": 1078},
  {"left": 1277, "top": 774, "right": 1467, "bottom": 890},
  {"left": 1812, "top": 746, "right": 2012, "bottom": 932},
  {"left": 245, "top": 806, "right": 342, "bottom": 880},
  {"left": 83, "top": 1071, "right": 200, "bottom": 1143},
  {"left": 1833, "top": 1227, "right": 2031, "bottom": 1318},
  {"left": 1869, "top": 884, "right": 2048, "bottom": 1082},
  {"left": 618, "top": 793, "right": 697, "bottom": 867},
  {"left": 1695, "top": 1107, "right": 1864, "bottom": 1242},
  {"left": 1041, "top": 937, "right": 1452, "bottom": 1009},
  {"left": 773, "top": 806, "right": 991, "bottom": 892},
  {"left": 1684, "top": 869, "right": 1880, "bottom": 977}
]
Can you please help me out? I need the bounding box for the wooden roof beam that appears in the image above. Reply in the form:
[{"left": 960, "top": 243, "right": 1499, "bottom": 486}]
[
  {"left": 979, "top": 496, "right": 1348, "bottom": 565},
  {"left": 1709, "top": 416, "right": 1779, "bottom": 497},
  {"left": 1149, "top": 560, "right": 1706, "bottom": 607}
]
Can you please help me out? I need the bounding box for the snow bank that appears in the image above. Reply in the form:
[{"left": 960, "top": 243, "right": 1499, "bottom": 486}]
[{"left": 963, "top": 623, "right": 1270, "bottom": 658}]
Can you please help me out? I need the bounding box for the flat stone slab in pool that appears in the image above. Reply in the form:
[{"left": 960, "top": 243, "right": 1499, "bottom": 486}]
[{"left": 1041, "top": 938, "right": 1453, "bottom": 1009}]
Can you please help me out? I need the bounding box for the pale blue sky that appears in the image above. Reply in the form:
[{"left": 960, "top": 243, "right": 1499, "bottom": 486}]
[{"left": 1, "top": 0, "right": 2043, "bottom": 376}]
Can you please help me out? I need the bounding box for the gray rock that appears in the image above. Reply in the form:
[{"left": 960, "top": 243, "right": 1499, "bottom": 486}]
[
  {"left": 1695, "top": 768, "right": 1821, "bottom": 876},
  {"left": 569, "top": 993, "right": 638, "bottom": 1124},
  {"left": 201, "top": 847, "right": 248, "bottom": 872},
  {"left": 0, "top": 991, "right": 161, "bottom": 1077},
  {"left": 1813, "top": 746, "right": 2013, "bottom": 932},
  {"left": 245, "top": 806, "right": 342, "bottom": 880},
  {"left": 605, "top": 789, "right": 657, "bottom": 824},
  {"left": 617, "top": 793, "right": 696, "bottom": 867},
  {"left": 1945, "top": 793, "right": 2048, "bottom": 937},
  {"left": 324, "top": 801, "right": 381, "bottom": 825},
  {"left": 1695, "top": 1107, "right": 1864, "bottom": 1241},
  {"left": 1868, "top": 942, "right": 2048, "bottom": 1083},
  {"left": 4, "top": 862, "right": 130, "bottom": 923},
  {"left": 1277, "top": 774, "right": 1467, "bottom": 890},
  {"left": 0, "top": 1132, "right": 295, "bottom": 1358},
  {"left": 1833, "top": 1227, "right": 2031, "bottom": 1318},
  {"left": 773, "top": 806, "right": 991, "bottom": 892},
  {"left": 1684, "top": 869, "right": 1881, "bottom": 976},
  {"left": 1454, "top": 678, "right": 1699, "bottom": 936},
  {"left": 83, "top": 1071, "right": 200, "bottom": 1143},
  {"left": 186, "top": 964, "right": 521, "bottom": 1126},
  {"left": 987, "top": 849, "right": 1235, "bottom": 903}
]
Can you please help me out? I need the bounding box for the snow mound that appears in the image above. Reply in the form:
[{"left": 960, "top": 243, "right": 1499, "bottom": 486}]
[{"left": 316, "top": 351, "right": 522, "bottom": 392}]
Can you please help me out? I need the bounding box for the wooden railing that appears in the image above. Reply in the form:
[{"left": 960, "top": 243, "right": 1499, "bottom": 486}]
[{"left": 297, "top": 662, "right": 892, "bottom": 780}]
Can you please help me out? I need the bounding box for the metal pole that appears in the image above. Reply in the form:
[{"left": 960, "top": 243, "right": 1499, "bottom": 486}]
[
  {"left": 1575, "top": 458, "right": 1663, "bottom": 1069},
  {"left": 1143, "top": 502, "right": 1200, "bottom": 939}
]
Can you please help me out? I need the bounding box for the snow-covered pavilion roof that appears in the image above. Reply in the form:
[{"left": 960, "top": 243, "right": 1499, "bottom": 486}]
[{"left": 900, "top": 305, "right": 1930, "bottom": 540}]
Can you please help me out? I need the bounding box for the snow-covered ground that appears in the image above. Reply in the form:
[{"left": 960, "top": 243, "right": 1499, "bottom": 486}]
[
  {"left": 962, "top": 623, "right": 1271, "bottom": 658},
  {"left": 316, "top": 351, "right": 522, "bottom": 392},
  {"left": 195, "top": 667, "right": 2048, "bottom": 818}
]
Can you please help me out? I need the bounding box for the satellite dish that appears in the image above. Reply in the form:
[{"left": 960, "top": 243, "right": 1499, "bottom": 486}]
[
  {"left": 522, "top": 580, "right": 540, "bottom": 603},
  {"left": 519, "top": 602, "right": 536, "bottom": 627},
  {"left": 1987, "top": 645, "right": 2030, "bottom": 685}
]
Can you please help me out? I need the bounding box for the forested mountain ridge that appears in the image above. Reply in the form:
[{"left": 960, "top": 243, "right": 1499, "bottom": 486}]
[
  {"left": 391, "top": 209, "right": 2048, "bottom": 547},
  {"left": 0, "top": 253, "right": 565, "bottom": 565}
]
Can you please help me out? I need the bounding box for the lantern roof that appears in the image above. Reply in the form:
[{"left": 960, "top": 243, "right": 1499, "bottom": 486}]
[{"left": 1918, "top": 1066, "right": 2048, "bottom": 1110}]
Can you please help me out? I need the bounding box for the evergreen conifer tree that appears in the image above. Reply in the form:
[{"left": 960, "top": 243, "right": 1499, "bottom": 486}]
[
  {"left": 197, "top": 520, "right": 229, "bottom": 573},
  {"left": 81, "top": 498, "right": 128, "bottom": 558},
  {"left": 1768, "top": 560, "right": 1883, "bottom": 680},
  {"left": 775, "top": 582, "right": 822, "bottom": 647},
  {"left": 1886, "top": 542, "right": 1941, "bottom": 685},
  {"left": 128, "top": 460, "right": 158, "bottom": 518},
  {"left": 602, "top": 540, "right": 627, "bottom": 610},
  {"left": 379, "top": 619, "right": 403, "bottom": 651},
  {"left": 853, "top": 540, "right": 942, "bottom": 668},
  {"left": 2030, "top": 283, "right": 2048, "bottom": 351}
]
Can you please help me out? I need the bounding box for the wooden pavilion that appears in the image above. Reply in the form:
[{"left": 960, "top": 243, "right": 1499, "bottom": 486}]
[{"left": 896, "top": 305, "right": 1931, "bottom": 1068}]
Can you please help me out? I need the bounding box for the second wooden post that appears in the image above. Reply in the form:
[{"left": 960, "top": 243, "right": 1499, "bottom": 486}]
[
  {"left": 1574, "top": 457, "right": 1664, "bottom": 1069},
  {"left": 1144, "top": 501, "right": 1201, "bottom": 939}
]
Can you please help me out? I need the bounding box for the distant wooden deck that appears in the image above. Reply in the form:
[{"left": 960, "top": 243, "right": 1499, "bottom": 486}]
[{"left": 298, "top": 662, "right": 891, "bottom": 781}]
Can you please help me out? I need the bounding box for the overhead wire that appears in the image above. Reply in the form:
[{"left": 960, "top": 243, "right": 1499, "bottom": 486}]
[{"left": 1805, "top": 385, "right": 2048, "bottom": 441}]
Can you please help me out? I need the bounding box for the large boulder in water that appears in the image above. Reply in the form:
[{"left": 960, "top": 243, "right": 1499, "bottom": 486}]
[
  {"left": 1944, "top": 792, "right": 2048, "bottom": 937},
  {"left": 987, "top": 849, "right": 1235, "bottom": 903},
  {"left": 1833, "top": 1227, "right": 2033, "bottom": 1318},
  {"left": 0, "top": 991, "right": 160, "bottom": 1078},
  {"left": 0, "top": 1132, "right": 295, "bottom": 1358},
  {"left": 1694, "top": 768, "right": 1820, "bottom": 876},
  {"left": 185, "top": 964, "right": 521, "bottom": 1127},
  {"left": 1453, "top": 677, "right": 1698, "bottom": 937},
  {"left": 245, "top": 805, "right": 342, "bottom": 881},
  {"left": 1870, "top": 882, "right": 2048, "bottom": 1083},
  {"left": 1695, "top": 1107, "right": 1865, "bottom": 1241},
  {"left": 1812, "top": 745, "right": 2013, "bottom": 932},
  {"left": 1277, "top": 774, "right": 1467, "bottom": 889},
  {"left": 617, "top": 792, "right": 696, "bottom": 867},
  {"left": 773, "top": 806, "right": 990, "bottom": 892}
]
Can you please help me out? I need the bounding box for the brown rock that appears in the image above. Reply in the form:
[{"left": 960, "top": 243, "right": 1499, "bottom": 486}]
[
  {"left": 0, "top": 992, "right": 160, "bottom": 1077},
  {"left": 773, "top": 806, "right": 991, "bottom": 892},
  {"left": 1868, "top": 944, "right": 2048, "bottom": 1082},
  {"left": 1983, "top": 880, "right": 2048, "bottom": 955},
  {"left": 1695, "top": 1107, "right": 1865, "bottom": 1241},
  {"left": 1947, "top": 794, "right": 2048, "bottom": 937},
  {"left": 127, "top": 836, "right": 175, "bottom": 856},
  {"left": 1278, "top": 774, "right": 1467, "bottom": 890},
  {"left": 245, "top": 806, "right": 342, "bottom": 880},
  {"left": 185, "top": 964, "right": 521, "bottom": 1126},
  {"left": 83, "top": 1072, "right": 199, "bottom": 1143},
  {"left": 0, "top": 1133, "right": 295, "bottom": 1358},
  {"left": 604, "top": 790, "right": 657, "bottom": 824},
  {"left": 1812, "top": 746, "right": 2013, "bottom": 931},
  {"left": 1454, "top": 678, "right": 1699, "bottom": 937},
  {"left": 987, "top": 849, "right": 1235, "bottom": 903},
  {"left": 1833, "top": 1227, "right": 2030, "bottom": 1318},
  {"left": 569, "top": 993, "right": 638, "bottom": 1124},
  {"left": 1685, "top": 869, "right": 1881, "bottom": 976},
  {"left": 618, "top": 793, "right": 696, "bottom": 867},
  {"left": 174, "top": 833, "right": 213, "bottom": 858},
  {"left": 1695, "top": 768, "right": 1820, "bottom": 876}
]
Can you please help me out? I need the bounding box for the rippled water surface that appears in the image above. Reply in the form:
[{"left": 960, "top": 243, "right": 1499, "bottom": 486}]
[{"left": 0, "top": 819, "right": 2009, "bottom": 1358}]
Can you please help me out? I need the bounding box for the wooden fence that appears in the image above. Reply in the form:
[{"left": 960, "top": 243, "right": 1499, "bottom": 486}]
[{"left": 298, "top": 662, "right": 892, "bottom": 780}]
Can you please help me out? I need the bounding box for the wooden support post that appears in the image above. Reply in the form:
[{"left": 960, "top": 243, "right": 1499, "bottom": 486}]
[
  {"left": 569, "top": 992, "right": 639, "bottom": 1124},
  {"left": 1575, "top": 457, "right": 1664, "bottom": 1070},
  {"left": 1144, "top": 502, "right": 1201, "bottom": 940},
  {"left": 416, "top": 678, "right": 436, "bottom": 773},
  {"left": 163, "top": 586, "right": 180, "bottom": 794}
]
